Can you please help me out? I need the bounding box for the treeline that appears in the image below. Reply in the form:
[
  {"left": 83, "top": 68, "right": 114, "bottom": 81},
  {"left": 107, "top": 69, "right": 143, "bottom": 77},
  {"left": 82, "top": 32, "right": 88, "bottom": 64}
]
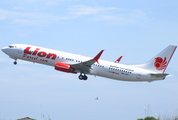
[{"left": 137, "top": 116, "right": 178, "bottom": 120}]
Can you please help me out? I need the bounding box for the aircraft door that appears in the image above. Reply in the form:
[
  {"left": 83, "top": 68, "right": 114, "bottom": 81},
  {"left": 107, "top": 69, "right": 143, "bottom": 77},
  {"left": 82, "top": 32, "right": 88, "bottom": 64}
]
[
  {"left": 17, "top": 48, "right": 23, "bottom": 58},
  {"left": 136, "top": 74, "right": 140, "bottom": 79},
  {"left": 18, "top": 48, "right": 22, "bottom": 54}
]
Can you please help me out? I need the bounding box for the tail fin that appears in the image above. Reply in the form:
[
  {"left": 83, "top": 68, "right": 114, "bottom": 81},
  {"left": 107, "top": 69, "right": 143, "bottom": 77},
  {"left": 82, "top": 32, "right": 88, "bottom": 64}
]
[{"left": 138, "top": 45, "right": 177, "bottom": 73}]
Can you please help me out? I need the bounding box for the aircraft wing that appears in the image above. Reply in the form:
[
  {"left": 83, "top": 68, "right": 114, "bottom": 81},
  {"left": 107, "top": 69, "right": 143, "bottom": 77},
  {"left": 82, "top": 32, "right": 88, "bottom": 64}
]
[{"left": 71, "top": 50, "right": 104, "bottom": 73}]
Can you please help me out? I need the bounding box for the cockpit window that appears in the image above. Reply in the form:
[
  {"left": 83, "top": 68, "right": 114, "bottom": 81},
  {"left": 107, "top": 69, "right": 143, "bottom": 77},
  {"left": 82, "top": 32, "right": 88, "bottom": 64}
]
[{"left": 9, "top": 45, "right": 15, "bottom": 48}]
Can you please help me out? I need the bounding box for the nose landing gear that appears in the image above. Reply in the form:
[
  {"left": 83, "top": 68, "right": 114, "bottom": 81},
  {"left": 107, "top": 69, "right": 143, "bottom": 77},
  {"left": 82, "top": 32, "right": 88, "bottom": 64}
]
[
  {"left": 14, "top": 60, "right": 17, "bottom": 65},
  {"left": 78, "top": 73, "right": 88, "bottom": 80}
]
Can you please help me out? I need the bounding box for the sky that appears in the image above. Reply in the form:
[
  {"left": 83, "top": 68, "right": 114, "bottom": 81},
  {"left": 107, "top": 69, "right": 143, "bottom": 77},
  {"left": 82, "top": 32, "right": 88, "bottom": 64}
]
[{"left": 0, "top": 0, "right": 178, "bottom": 120}]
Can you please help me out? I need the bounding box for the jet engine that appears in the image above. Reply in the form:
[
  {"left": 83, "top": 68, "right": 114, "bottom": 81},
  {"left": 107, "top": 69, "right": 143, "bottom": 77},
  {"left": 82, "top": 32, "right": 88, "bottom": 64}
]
[{"left": 55, "top": 62, "right": 77, "bottom": 73}]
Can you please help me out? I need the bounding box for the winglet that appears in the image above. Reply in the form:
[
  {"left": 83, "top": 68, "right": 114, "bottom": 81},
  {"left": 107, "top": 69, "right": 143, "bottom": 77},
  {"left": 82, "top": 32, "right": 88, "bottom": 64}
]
[
  {"left": 92, "top": 50, "right": 104, "bottom": 64},
  {"left": 115, "top": 56, "right": 123, "bottom": 63}
]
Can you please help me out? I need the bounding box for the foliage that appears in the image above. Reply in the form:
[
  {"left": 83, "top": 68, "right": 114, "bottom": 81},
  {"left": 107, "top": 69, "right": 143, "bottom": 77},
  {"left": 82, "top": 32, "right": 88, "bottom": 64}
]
[
  {"left": 137, "top": 116, "right": 178, "bottom": 120},
  {"left": 137, "top": 116, "right": 158, "bottom": 120}
]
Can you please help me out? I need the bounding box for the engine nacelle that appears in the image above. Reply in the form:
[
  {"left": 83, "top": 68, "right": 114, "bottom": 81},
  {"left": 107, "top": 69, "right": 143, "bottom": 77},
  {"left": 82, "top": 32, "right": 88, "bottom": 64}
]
[{"left": 55, "top": 62, "right": 77, "bottom": 74}]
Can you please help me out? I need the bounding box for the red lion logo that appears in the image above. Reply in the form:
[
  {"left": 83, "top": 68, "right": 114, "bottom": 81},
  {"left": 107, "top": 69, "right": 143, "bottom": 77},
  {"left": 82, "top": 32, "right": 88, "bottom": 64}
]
[{"left": 154, "top": 57, "right": 167, "bottom": 70}]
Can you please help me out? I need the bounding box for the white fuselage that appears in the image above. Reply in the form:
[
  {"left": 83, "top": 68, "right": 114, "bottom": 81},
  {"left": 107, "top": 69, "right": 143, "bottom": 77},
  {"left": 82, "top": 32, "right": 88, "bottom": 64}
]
[{"left": 2, "top": 44, "right": 165, "bottom": 82}]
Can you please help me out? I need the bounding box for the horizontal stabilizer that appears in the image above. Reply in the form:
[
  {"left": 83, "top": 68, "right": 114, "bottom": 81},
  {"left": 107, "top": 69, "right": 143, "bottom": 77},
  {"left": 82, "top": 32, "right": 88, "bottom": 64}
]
[{"left": 150, "top": 73, "right": 169, "bottom": 77}]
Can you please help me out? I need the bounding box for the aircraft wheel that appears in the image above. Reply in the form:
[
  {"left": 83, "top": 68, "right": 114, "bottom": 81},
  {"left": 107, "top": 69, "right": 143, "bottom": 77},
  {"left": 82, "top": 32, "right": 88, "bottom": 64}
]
[
  {"left": 78, "top": 74, "right": 88, "bottom": 80},
  {"left": 14, "top": 61, "right": 17, "bottom": 65},
  {"left": 83, "top": 75, "right": 88, "bottom": 80},
  {"left": 79, "top": 75, "right": 83, "bottom": 80}
]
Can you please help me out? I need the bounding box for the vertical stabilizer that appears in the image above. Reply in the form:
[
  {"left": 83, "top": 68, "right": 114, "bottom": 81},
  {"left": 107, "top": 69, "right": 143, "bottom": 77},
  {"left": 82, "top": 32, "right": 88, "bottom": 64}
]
[{"left": 138, "top": 45, "right": 177, "bottom": 73}]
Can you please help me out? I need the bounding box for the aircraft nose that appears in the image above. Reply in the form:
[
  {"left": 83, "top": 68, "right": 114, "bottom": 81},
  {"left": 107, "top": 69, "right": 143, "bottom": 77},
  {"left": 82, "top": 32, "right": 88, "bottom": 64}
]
[{"left": 1, "top": 47, "right": 8, "bottom": 53}]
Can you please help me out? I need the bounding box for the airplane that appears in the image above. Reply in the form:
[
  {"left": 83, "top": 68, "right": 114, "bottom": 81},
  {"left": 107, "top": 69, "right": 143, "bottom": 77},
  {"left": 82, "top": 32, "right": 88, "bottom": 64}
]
[{"left": 1, "top": 44, "right": 177, "bottom": 82}]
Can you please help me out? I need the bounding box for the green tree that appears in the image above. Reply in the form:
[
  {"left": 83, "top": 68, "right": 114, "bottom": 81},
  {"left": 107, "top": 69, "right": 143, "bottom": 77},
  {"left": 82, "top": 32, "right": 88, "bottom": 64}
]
[{"left": 137, "top": 116, "right": 158, "bottom": 120}]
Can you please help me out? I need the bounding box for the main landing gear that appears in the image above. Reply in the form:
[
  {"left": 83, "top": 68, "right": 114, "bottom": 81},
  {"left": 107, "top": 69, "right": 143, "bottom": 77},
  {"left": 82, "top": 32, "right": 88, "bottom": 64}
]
[{"left": 78, "top": 73, "right": 88, "bottom": 80}]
